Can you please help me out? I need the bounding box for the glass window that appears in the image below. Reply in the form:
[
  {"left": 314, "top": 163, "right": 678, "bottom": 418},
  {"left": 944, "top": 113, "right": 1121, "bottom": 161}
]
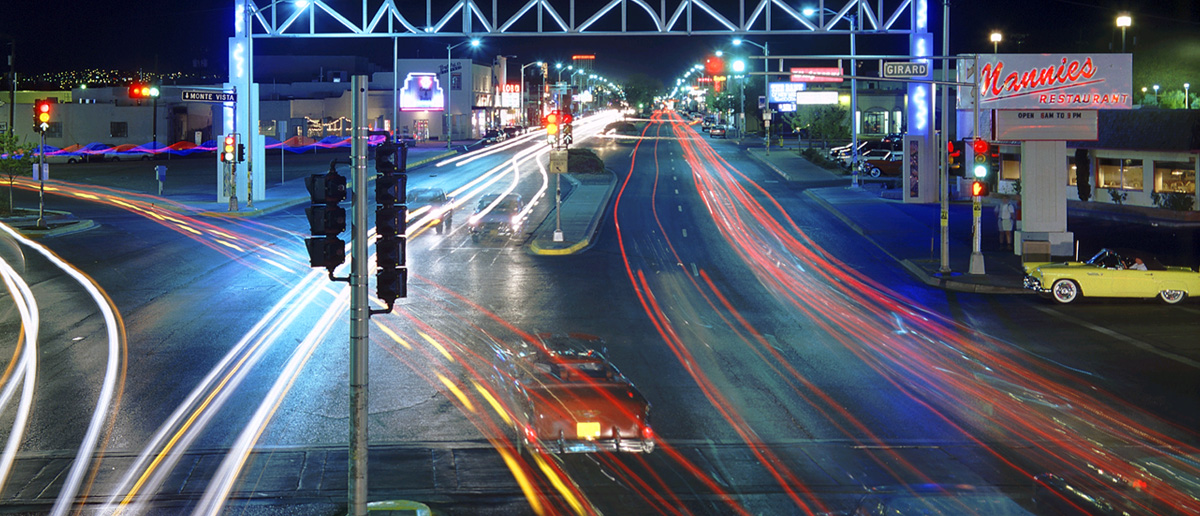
[
  {"left": 862, "top": 111, "right": 887, "bottom": 134},
  {"left": 1153, "top": 160, "right": 1196, "bottom": 193},
  {"left": 1097, "top": 158, "right": 1142, "bottom": 190},
  {"left": 44, "top": 122, "right": 63, "bottom": 139},
  {"left": 1067, "top": 159, "right": 1077, "bottom": 186},
  {"left": 110, "top": 122, "right": 128, "bottom": 138},
  {"left": 1000, "top": 153, "right": 1020, "bottom": 181}
]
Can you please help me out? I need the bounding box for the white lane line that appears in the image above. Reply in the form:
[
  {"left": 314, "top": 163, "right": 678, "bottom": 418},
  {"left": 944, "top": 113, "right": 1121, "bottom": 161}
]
[{"left": 1031, "top": 304, "right": 1200, "bottom": 370}]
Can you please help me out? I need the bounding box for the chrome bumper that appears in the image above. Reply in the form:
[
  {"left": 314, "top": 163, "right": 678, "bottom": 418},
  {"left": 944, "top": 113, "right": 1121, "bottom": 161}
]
[{"left": 1023, "top": 275, "right": 1050, "bottom": 293}]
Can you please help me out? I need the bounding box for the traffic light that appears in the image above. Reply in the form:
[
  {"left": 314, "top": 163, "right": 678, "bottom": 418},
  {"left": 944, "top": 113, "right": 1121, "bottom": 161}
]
[
  {"left": 971, "top": 180, "right": 990, "bottom": 197},
  {"left": 304, "top": 165, "right": 348, "bottom": 271},
  {"left": 545, "top": 110, "right": 560, "bottom": 145},
  {"left": 236, "top": 143, "right": 246, "bottom": 162},
  {"left": 972, "top": 138, "right": 990, "bottom": 178},
  {"left": 32, "top": 99, "right": 52, "bottom": 133},
  {"left": 947, "top": 139, "right": 963, "bottom": 174},
  {"left": 374, "top": 139, "right": 408, "bottom": 306},
  {"left": 561, "top": 111, "right": 574, "bottom": 146},
  {"left": 705, "top": 55, "right": 725, "bottom": 75},
  {"left": 220, "top": 134, "right": 238, "bottom": 163}
]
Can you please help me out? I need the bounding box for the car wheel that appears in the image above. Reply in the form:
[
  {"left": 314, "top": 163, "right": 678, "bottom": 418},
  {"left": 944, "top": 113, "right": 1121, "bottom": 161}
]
[
  {"left": 140, "top": 155, "right": 151, "bottom": 161},
  {"left": 869, "top": 166, "right": 882, "bottom": 178},
  {"left": 1159, "top": 290, "right": 1187, "bottom": 304},
  {"left": 1051, "top": 279, "right": 1080, "bottom": 304},
  {"left": 110, "top": 157, "right": 120, "bottom": 162},
  {"left": 67, "top": 158, "right": 78, "bottom": 164}
]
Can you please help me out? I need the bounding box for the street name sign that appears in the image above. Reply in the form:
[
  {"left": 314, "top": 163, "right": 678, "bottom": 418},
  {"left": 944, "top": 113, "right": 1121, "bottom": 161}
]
[
  {"left": 182, "top": 90, "right": 237, "bottom": 102},
  {"left": 882, "top": 61, "right": 929, "bottom": 78}
]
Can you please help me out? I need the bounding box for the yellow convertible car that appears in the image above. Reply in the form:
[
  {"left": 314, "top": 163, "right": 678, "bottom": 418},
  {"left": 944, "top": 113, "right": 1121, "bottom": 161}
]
[{"left": 1024, "top": 248, "right": 1200, "bottom": 304}]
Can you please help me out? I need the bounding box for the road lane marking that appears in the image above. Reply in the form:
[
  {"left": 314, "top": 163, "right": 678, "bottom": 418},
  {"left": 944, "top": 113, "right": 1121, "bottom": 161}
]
[
  {"left": 1031, "top": 304, "right": 1200, "bottom": 370},
  {"left": 682, "top": 229, "right": 688, "bottom": 237}
]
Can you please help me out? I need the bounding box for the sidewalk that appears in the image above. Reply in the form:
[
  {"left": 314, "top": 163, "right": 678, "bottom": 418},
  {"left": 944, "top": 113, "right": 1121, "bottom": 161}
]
[{"left": 744, "top": 147, "right": 1030, "bottom": 294}]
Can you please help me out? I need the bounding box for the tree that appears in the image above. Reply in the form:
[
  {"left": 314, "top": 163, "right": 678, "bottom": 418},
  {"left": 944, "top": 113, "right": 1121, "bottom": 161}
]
[
  {"left": 783, "top": 105, "right": 850, "bottom": 140},
  {"left": 621, "top": 74, "right": 663, "bottom": 114},
  {"left": 0, "top": 132, "right": 35, "bottom": 215},
  {"left": 1074, "top": 148, "right": 1091, "bottom": 202}
]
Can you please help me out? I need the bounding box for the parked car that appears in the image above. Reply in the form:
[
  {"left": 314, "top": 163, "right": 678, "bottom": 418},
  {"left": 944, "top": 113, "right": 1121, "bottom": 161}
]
[
  {"left": 1024, "top": 248, "right": 1200, "bottom": 304},
  {"left": 856, "top": 149, "right": 903, "bottom": 177},
  {"left": 830, "top": 138, "right": 902, "bottom": 165},
  {"left": 406, "top": 187, "right": 453, "bottom": 234},
  {"left": 708, "top": 125, "right": 727, "bottom": 138},
  {"left": 468, "top": 193, "right": 523, "bottom": 242},
  {"left": 509, "top": 333, "right": 654, "bottom": 454},
  {"left": 481, "top": 129, "right": 506, "bottom": 145}
]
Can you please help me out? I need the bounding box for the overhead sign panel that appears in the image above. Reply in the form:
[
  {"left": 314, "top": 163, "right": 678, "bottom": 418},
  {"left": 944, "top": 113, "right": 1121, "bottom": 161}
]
[
  {"left": 959, "top": 53, "right": 1132, "bottom": 110},
  {"left": 882, "top": 61, "right": 929, "bottom": 78},
  {"left": 182, "top": 90, "right": 236, "bottom": 102},
  {"left": 399, "top": 73, "right": 444, "bottom": 111},
  {"left": 994, "top": 109, "right": 1098, "bottom": 141},
  {"left": 790, "top": 67, "right": 842, "bottom": 83}
]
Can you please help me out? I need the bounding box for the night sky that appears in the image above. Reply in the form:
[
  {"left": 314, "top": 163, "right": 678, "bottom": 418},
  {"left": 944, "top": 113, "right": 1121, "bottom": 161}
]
[{"left": 2, "top": 0, "right": 1197, "bottom": 84}]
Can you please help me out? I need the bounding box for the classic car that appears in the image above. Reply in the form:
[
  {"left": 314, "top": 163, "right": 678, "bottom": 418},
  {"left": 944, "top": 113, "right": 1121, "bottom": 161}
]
[
  {"left": 467, "top": 193, "right": 523, "bottom": 242},
  {"left": 510, "top": 333, "right": 655, "bottom": 454},
  {"left": 406, "top": 187, "right": 453, "bottom": 234},
  {"left": 1023, "top": 248, "right": 1200, "bottom": 304},
  {"left": 856, "top": 149, "right": 903, "bottom": 177}
]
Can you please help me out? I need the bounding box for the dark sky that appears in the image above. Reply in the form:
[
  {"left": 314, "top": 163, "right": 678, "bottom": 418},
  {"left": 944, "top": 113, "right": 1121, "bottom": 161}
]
[{"left": 2, "top": 0, "right": 1198, "bottom": 84}]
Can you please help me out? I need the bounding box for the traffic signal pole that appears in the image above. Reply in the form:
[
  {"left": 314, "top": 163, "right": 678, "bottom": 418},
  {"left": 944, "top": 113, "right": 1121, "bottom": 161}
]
[
  {"left": 348, "top": 74, "right": 369, "bottom": 516},
  {"left": 939, "top": 0, "right": 951, "bottom": 274}
]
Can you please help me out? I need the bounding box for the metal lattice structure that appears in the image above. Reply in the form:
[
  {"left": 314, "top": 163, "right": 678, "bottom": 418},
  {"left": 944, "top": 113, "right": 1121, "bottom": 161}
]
[{"left": 247, "top": 0, "right": 923, "bottom": 38}]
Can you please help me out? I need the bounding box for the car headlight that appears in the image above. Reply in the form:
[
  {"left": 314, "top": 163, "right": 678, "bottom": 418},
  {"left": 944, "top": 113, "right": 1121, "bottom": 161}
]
[{"left": 511, "top": 215, "right": 521, "bottom": 226}]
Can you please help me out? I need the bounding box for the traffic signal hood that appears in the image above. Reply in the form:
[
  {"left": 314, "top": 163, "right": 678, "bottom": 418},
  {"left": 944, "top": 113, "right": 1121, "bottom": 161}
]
[
  {"left": 947, "top": 140, "right": 963, "bottom": 172},
  {"left": 374, "top": 140, "right": 408, "bottom": 306},
  {"left": 972, "top": 138, "right": 990, "bottom": 178},
  {"left": 33, "top": 99, "right": 53, "bottom": 132},
  {"left": 221, "top": 134, "right": 239, "bottom": 163},
  {"left": 304, "top": 169, "right": 349, "bottom": 271}
]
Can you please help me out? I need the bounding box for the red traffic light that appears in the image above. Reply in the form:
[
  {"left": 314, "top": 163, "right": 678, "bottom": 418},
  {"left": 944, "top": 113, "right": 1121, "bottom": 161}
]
[
  {"left": 545, "top": 110, "right": 560, "bottom": 135},
  {"left": 221, "top": 134, "right": 238, "bottom": 162},
  {"left": 36, "top": 100, "right": 51, "bottom": 124},
  {"left": 971, "top": 180, "right": 990, "bottom": 197},
  {"left": 561, "top": 112, "right": 573, "bottom": 124},
  {"left": 972, "top": 138, "right": 989, "bottom": 154},
  {"left": 705, "top": 55, "right": 725, "bottom": 75}
]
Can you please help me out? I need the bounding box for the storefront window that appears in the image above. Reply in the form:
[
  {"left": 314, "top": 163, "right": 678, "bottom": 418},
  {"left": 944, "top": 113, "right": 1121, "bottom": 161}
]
[
  {"left": 1153, "top": 160, "right": 1196, "bottom": 193},
  {"left": 1067, "top": 159, "right": 1077, "bottom": 186},
  {"left": 862, "top": 111, "right": 887, "bottom": 134},
  {"left": 1000, "top": 153, "right": 1020, "bottom": 181},
  {"left": 1097, "top": 158, "right": 1143, "bottom": 190}
]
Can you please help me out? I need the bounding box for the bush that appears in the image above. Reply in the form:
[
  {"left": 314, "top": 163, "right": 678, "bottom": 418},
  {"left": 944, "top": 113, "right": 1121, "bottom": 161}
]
[
  {"left": 1151, "top": 191, "right": 1196, "bottom": 211},
  {"left": 800, "top": 148, "right": 844, "bottom": 171},
  {"left": 567, "top": 148, "right": 605, "bottom": 174}
]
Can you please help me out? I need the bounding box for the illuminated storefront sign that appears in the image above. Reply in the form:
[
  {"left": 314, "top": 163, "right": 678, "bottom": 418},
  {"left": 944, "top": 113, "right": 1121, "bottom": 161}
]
[
  {"left": 790, "top": 67, "right": 843, "bottom": 83},
  {"left": 768, "top": 82, "right": 807, "bottom": 103},
  {"left": 500, "top": 83, "right": 521, "bottom": 109},
  {"left": 960, "top": 54, "right": 1132, "bottom": 110},
  {"left": 399, "top": 73, "right": 444, "bottom": 111}
]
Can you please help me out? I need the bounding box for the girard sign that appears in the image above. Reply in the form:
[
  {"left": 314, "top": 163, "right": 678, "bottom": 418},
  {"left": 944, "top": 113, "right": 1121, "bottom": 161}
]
[{"left": 958, "top": 53, "right": 1132, "bottom": 110}]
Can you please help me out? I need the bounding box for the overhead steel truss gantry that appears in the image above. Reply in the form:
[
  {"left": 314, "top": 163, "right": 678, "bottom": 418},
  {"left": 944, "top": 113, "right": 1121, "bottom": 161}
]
[{"left": 242, "top": 0, "right": 925, "bottom": 38}]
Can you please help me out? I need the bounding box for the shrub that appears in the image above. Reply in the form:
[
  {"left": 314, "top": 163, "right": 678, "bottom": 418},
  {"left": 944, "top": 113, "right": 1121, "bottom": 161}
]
[
  {"left": 567, "top": 148, "right": 605, "bottom": 174},
  {"left": 1151, "top": 191, "right": 1196, "bottom": 211}
]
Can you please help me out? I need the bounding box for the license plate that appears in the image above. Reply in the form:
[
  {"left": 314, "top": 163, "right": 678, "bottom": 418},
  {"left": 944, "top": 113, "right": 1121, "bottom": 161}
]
[{"left": 576, "top": 422, "right": 600, "bottom": 439}]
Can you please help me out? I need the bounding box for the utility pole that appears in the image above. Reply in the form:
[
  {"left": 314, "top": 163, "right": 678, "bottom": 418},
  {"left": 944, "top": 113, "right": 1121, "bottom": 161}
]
[
  {"left": 348, "top": 75, "right": 369, "bottom": 516},
  {"left": 939, "top": 0, "right": 951, "bottom": 274}
]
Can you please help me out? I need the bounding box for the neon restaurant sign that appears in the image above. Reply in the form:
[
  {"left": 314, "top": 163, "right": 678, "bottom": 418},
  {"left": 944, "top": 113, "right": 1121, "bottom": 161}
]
[{"left": 960, "top": 54, "right": 1132, "bottom": 110}]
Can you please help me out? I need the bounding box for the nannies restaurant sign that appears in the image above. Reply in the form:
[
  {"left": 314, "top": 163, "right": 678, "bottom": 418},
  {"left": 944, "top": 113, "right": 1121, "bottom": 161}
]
[{"left": 958, "top": 54, "right": 1132, "bottom": 110}]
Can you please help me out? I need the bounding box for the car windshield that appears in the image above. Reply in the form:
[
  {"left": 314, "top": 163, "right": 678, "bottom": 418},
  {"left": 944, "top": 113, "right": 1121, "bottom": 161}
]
[{"left": 30, "top": 6, "right": 1200, "bottom": 516}]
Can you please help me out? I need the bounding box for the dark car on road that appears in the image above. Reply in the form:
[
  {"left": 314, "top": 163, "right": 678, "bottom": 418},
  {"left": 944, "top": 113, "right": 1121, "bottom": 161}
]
[
  {"left": 406, "top": 187, "right": 454, "bottom": 234},
  {"left": 467, "top": 193, "right": 523, "bottom": 242}
]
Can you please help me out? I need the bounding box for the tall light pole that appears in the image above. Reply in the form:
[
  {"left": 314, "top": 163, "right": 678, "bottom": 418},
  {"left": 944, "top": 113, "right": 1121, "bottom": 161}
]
[
  {"left": 1186, "top": 83, "right": 1191, "bottom": 110},
  {"left": 1153, "top": 84, "right": 1160, "bottom": 105},
  {"left": 732, "top": 38, "right": 768, "bottom": 152},
  {"left": 732, "top": 58, "right": 746, "bottom": 138},
  {"left": 520, "top": 60, "right": 543, "bottom": 127},
  {"left": 1116, "top": 14, "right": 1131, "bottom": 53},
  {"left": 445, "top": 38, "right": 480, "bottom": 149},
  {"left": 990, "top": 31, "right": 1002, "bottom": 53},
  {"left": 802, "top": 6, "right": 858, "bottom": 178}
]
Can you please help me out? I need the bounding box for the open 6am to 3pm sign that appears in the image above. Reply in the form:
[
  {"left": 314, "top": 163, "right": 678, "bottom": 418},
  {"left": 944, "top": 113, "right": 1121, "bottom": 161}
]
[{"left": 958, "top": 53, "right": 1132, "bottom": 110}]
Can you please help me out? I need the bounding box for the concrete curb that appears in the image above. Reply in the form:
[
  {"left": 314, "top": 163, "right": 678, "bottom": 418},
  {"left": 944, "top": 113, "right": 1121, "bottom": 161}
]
[
  {"left": 528, "top": 171, "right": 618, "bottom": 256},
  {"left": 745, "top": 149, "right": 795, "bottom": 182}
]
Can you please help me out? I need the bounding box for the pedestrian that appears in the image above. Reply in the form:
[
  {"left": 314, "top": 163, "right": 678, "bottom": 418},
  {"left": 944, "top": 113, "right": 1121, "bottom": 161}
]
[{"left": 997, "top": 196, "right": 1016, "bottom": 250}]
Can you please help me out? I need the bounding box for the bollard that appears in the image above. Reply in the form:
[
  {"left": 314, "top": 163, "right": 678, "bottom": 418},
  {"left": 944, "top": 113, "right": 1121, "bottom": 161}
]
[{"left": 154, "top": 165, "right": 167, "bottom": 196}]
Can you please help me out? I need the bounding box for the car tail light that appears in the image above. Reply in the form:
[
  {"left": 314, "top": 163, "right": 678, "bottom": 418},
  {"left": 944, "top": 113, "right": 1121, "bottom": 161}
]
[{"left": 641, "top": 425, "right": 654, "bottom": 441}]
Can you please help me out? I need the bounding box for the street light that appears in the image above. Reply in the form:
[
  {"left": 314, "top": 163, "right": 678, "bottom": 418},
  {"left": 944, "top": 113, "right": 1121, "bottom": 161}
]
[
  {"left": 732, "top": 37, "right": 769, "bottom": 152},
  {"left": 1153, "top": 84, "right": 1159, "bottom": 105},
  {"left": 990, "top": 31, "right": 1002, "bottom": 53},
  {"left": 1116, "top": 14, "right": 1131, "bottom": 53},
  {"left": 1186, "top": 83, "right": 1191, "bottom": 110},
  {"left": 445, "top": 38, "right": 481, "bottom": 149},
  {"left": 520, "top": 60, "right": 545, "bottom": 127}
]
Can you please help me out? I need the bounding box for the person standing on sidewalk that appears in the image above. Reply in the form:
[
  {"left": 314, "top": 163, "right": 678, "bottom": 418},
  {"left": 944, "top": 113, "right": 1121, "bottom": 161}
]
[{"left": 997, "top": 196, "right": 1016, "bottom": 250}]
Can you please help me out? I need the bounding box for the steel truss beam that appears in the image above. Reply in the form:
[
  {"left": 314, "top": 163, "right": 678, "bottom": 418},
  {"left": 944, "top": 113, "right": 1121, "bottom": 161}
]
[{"left": 247, "top": 0, "right": 919, "bottom": 38}]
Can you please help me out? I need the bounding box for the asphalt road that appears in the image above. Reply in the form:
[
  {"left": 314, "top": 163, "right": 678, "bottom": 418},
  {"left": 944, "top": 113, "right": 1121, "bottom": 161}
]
[{"left": 0, "top": 113, "right": 1197, "bottom": 515}]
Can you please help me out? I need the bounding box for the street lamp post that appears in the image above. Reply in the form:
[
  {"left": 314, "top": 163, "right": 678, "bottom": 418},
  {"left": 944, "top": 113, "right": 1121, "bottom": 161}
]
[
  {"left": 732, "top": 38, "right": 768, "bottom": 153},
  {"left": 1186, "top": 83, "right": 1191, "bottom": 110},
  {"left": 990, "top": 32, "right": 1002, "bottom": 53},
  {"left": 1153, "top": 84, "right": 1159, "bottom": 105},
  {"left": 520, "top": 61, "right": 543, "bottom": 127},
  {"left": 1116, "top": 14, "right": 1131, "bottom": 53},
  {"left": 445, "top": 39, "right": 480, "bottom": 149}
]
